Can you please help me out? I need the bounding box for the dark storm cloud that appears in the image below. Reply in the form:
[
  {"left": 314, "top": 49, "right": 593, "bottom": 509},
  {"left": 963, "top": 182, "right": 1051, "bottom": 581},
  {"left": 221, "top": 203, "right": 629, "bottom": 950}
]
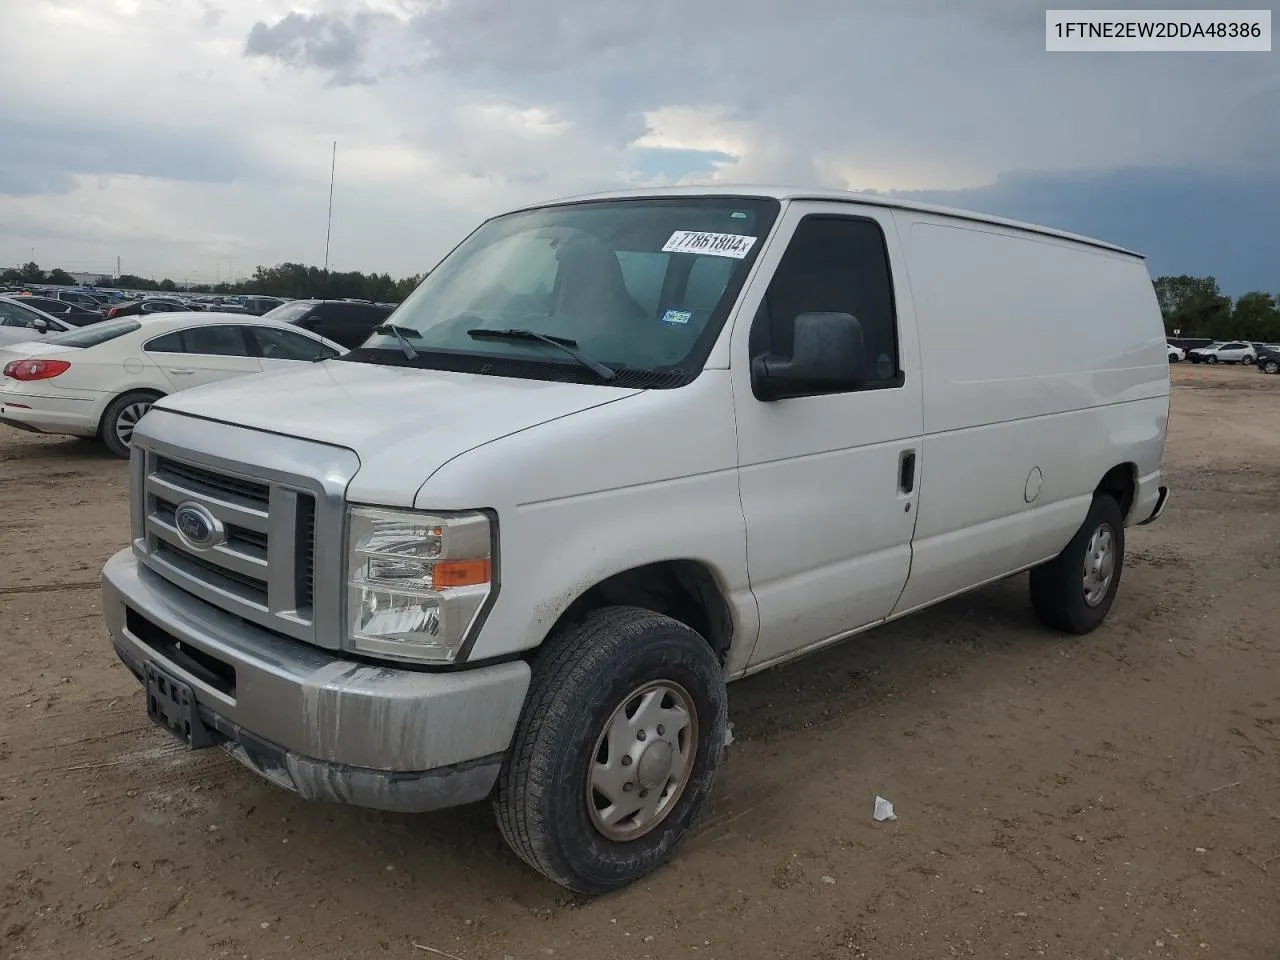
[
  {"left": 896, "top": 168, "right": 1280, "bottom": 296},
  {"left": 244, "top": 10, "right": 384, "bottom": 85}
]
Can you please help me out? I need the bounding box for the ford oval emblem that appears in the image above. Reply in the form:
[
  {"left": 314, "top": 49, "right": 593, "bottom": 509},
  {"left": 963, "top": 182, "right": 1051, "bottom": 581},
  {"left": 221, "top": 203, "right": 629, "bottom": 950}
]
[{"left": 174, "top": 502, "right": 224, "bottom": 551}]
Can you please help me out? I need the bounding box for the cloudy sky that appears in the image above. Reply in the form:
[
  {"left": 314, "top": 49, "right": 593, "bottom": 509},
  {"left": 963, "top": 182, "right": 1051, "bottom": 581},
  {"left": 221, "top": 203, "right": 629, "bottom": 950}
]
[{"left": 2, "top": 0, "right": 1276, "bottom": 293}]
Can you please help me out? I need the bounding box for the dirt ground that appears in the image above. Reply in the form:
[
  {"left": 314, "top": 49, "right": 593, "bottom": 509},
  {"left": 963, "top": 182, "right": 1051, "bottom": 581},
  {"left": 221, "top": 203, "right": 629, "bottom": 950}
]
[{"left": 2, "top": 362, "right": 1278, "bottom": 960}]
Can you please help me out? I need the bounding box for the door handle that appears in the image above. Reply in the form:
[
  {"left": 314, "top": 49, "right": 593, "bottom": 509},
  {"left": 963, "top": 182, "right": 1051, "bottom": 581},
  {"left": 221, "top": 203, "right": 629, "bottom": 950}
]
[
  {"left": 168, "top": 369, "right": 194, "bottom": 376},
  {"left": 898, "top": 449, "right": 917, "bottom": 494}
]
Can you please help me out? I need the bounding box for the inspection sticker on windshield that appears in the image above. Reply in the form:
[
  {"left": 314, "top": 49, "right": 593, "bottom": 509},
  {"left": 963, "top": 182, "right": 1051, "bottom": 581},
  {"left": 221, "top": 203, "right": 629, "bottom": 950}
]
[
  {"left": 661, "top": 309, "right": 693, "bottom": 325},
  {"left": 661, "top": 231, "right": 757, "bottom": 259}
]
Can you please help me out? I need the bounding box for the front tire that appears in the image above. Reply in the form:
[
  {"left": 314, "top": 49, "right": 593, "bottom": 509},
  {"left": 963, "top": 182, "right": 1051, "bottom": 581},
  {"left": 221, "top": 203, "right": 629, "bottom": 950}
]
[
  {"left": 1264, "top": 360, "right": 1279, "bottom": 374},
  {"left": 1029, "top": 494, "right": 1125, "bottom": 635},
  {"left": 1209, "top": 355, "right": 1219, "bottom": 364},
  {"left": 101, "top": 391, "right": 161, "bottom": 458},
  {"left": 494, "top": 606, "right": 728, "bottom": 895}
]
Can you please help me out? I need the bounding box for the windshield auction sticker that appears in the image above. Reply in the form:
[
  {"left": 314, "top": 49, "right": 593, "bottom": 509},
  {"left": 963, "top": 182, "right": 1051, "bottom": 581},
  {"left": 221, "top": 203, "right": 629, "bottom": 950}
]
[{"left": 661, "top": 231, "right": 757, "bottom": 259}]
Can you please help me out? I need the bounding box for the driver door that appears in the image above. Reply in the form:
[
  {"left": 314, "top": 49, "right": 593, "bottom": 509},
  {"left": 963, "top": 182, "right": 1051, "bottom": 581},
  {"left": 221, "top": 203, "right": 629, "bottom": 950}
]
[{"left": 732, "top": 202, "right": 925, "bottom": 671}]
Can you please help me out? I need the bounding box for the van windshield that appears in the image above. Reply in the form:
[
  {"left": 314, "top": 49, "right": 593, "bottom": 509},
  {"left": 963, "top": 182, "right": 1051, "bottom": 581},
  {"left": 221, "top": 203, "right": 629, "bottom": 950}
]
[{"left": 346, "top": 196, "right": 779, "bottom": 387}]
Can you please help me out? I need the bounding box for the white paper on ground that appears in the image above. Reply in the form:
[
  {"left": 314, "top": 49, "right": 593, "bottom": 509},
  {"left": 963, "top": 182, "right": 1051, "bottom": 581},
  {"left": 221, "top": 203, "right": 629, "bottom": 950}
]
[{"left": 873, "top": 795, "right": 897, "bottom": 821}]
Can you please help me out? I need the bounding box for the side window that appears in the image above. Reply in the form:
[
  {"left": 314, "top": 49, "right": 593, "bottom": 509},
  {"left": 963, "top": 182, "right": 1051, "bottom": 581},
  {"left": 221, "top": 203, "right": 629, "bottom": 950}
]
[
  {"left": 249, "top": 326, "right": 331, "bottom": 361},
  {"left": 0, "top": 304, "right": 30, "bottom": 327},
  {"left": 180, "top": 325, "right": 250, "bottom": 356},
  {"left": 145, "top": 331, "right": 186, "bottom": 353},
  {"left": 751, "top": 215, "right": 900, "bottom": 390}
]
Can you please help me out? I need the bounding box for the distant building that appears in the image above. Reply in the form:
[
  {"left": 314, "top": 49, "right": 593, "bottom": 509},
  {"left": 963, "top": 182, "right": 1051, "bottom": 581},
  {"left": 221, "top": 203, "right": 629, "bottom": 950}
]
[{"left": 70, "top": 272, "right": 112, "bottom": 286}]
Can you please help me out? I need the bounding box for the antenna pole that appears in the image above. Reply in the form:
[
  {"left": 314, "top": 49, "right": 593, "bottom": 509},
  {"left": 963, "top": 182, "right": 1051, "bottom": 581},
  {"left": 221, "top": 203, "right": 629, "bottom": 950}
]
[{"left": 323, "top": 140, "right": 336, "bottom": 275}]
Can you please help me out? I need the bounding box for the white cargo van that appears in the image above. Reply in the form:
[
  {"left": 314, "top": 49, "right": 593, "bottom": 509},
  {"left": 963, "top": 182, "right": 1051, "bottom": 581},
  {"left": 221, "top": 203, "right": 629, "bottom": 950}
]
[{"left": 100, "top": 186, "right": 1170, "bottom": 893}]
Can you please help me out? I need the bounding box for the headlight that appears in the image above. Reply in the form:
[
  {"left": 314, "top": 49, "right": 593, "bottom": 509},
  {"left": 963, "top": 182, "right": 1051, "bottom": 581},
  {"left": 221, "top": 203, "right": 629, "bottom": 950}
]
[{"left": 345, "top": 506, "right": 493, "bottom": 664}]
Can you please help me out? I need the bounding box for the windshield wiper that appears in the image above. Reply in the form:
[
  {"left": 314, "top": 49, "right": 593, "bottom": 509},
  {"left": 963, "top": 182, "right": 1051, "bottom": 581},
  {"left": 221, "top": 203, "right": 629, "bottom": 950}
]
[
  {"left": 372, "top": 323, "right": 419, "bottom": 360},
  {"left": 466, "top": 328, "right": 616, "bottom": 382}
]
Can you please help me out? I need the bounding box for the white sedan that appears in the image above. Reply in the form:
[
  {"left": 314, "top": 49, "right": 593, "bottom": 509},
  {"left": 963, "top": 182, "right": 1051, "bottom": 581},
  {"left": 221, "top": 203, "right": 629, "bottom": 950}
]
[
  {"left": 1167, "top": 343, "right": 1185, "bottom": 362},
  {"left": 0, "top": 296, "right": 75, "bottom": 347},
  {"left": 0, "top": 312, "right": 347, "bottom": 457}
]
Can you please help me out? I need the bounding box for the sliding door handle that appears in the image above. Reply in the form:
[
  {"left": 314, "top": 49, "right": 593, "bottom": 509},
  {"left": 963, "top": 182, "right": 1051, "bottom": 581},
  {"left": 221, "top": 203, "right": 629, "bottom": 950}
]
[{"left": 898, "top": 449, "right": 917, "bottom": 494}]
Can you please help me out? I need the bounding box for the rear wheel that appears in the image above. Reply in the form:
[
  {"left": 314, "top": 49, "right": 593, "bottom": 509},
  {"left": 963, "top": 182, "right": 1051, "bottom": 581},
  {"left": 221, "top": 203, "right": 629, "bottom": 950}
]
[
  {"left": 101, "top": 391, "right": 160, "bottom": 458},
  {"left": 494, "top": 606, "right": 727, "bottom": 895},
  {"left": 1030, "top": 494, "right": 1125, "bottom": 635},
  {"left": 1209, "top": 355, "right": 1219, "bottom": 364},
  {"left": 1242, "top": 355, "right": 1255, "bottom": 365}
]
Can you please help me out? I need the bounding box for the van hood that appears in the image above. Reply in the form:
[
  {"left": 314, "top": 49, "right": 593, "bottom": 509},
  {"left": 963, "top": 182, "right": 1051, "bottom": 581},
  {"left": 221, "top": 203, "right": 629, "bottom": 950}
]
[{"left": 154, "top": 359, "right": 642, "bottom": 506}]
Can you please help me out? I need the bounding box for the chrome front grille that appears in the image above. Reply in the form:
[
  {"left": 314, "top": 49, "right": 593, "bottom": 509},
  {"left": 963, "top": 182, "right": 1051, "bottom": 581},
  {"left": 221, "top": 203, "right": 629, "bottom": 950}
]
[
  {"left": 128, "top": 410, "right": 360, "bottom": 652},
  {"left": 138, "top": 450, "right": 319, "bottom": 642}
]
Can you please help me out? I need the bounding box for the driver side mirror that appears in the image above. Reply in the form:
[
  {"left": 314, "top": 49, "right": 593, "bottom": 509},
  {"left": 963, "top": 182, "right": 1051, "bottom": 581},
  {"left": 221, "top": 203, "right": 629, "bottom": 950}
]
[
  {"left": 750, "top": 311, "right": 866, "bottom": 401},
  {"left": 32, "top": 318, "right": 49, "bottom": 334}
]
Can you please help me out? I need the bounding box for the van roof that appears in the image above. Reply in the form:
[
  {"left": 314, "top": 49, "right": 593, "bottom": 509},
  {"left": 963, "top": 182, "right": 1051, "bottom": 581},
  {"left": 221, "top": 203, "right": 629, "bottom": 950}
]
[{"left": 517, "top": 185, "right": 1144, "bottom": 259}]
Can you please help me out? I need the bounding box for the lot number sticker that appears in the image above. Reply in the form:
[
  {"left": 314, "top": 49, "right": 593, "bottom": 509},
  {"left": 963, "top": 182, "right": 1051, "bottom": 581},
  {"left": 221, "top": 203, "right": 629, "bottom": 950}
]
[{"left": 662, "top": 231, "right": 757, "bottom": 259}]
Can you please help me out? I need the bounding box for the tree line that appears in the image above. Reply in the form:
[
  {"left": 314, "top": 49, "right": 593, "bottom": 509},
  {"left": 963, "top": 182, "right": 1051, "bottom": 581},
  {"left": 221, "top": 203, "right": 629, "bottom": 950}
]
[
  {"left": 2, "top": 261, "right": 424, "bottom": 304},
  {"left": 5, "top": 260, "right": 1277, "bottom": 341},
  {"left": 1154, "top": 276, "right": 1279, "bottom": 342}
]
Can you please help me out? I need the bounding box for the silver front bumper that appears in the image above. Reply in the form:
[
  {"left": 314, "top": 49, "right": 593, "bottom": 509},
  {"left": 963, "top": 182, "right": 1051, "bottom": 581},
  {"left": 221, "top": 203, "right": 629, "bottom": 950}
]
[
  {"left": 1138, "top": 485, "right": 1170, "bottom": 525},
  {"left": 102, "top": 548, "right": 530, "bottom": 812}
]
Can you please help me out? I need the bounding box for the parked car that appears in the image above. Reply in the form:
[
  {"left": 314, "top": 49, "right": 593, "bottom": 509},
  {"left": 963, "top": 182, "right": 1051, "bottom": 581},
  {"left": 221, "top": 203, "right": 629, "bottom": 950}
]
[
  {"left": 261, "top": 298, "right": 395, "bottom": 348},
  {"left": 1167, "top": 337, "right": 1214, "bottom": 354},
  {"left": 105, "top": 299, "right": 194, "bottom": 319},
  {"left": 45, "top": 289, "right": 109, "bottom": 311},
  {"left": 1188, "top": 341, "right": 1255, "bottom": 364},
  {"left": 0, "top": 312, "right": 347, "bottom": 457},
  {"left": 9, "top": 295, "right": 104, "bottom": 325},
  {"left": 241, "top": 295, "right": 286, "bottom": 316},
  {"left": 99, "top": 186, "right": 1171, "bottom": 894},
  {"left": 0, "top": 297, "right": 75, "bottom": 346},
  {"left": 1255, "top": 344, "right": 1280, "bottom": 374},
  {"left": 1167, "top": 343, "right": 1185, "bottom": 362}
]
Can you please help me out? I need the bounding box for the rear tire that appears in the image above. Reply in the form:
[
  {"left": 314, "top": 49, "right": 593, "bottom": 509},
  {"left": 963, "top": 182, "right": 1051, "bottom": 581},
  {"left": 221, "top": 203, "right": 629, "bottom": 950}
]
[
  {"left": 101, "top": 391, "right": 160, "bottom": 458},
  {"left": 1209, "top": 355, "right": 1219, "bottom": 364},
  {"left": 1030, "top": 494, "right": 1125, "bottom": 635},
  {"left": 493, "top": 606, "right": 728, "bottom": 895}
]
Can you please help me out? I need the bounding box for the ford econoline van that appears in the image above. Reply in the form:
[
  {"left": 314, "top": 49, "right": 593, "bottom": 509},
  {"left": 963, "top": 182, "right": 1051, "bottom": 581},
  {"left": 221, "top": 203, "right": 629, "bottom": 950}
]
[{"left": 101, "top": 186, "right": 1170, "bottom": 893}]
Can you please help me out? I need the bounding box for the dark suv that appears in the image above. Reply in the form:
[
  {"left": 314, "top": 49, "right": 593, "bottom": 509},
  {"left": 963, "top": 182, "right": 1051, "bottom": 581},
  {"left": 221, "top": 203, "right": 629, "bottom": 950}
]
[{"left": 261, "top": 299, "right": 394, "bottom": 349}]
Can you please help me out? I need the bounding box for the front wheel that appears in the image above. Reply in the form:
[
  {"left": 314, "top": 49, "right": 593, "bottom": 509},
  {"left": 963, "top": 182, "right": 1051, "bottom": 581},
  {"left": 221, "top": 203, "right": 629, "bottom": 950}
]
[
  {"left": 1209, "top": 355, "right": 1219, "bottom": 364},
  {"left": 101, "top": 391, "right": 161, "bottom": 458},
  {"left": 494, "top": 606, "right": 727, "bottom": 895},
  {"left": 1030, "top": 493, "right": 1125, "bottom": 634},
  {"left": 1264, "top": 360, "right": 1280, "bottom": 374}
]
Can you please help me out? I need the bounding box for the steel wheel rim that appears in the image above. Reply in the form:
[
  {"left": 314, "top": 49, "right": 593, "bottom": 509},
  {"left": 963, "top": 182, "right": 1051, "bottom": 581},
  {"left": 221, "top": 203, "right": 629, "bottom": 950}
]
[
  {"left": 114, "top": 401, "right": 152, "bottom": 448},
  {"left": 586, "top": 679, "right": 698, "bottom": 842},
  {"left": 1082, "top": 523, "right": 1117, "bottom": 607}
]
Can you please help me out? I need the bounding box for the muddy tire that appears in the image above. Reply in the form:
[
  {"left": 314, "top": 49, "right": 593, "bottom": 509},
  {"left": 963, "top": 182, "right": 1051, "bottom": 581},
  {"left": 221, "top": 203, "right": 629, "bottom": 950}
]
[
  {"left": 493, "top": 606, "right": 727, "bottom": 895},
  {"left": 1030, "top": 493, "right": 1125, "bottom": 635}
]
